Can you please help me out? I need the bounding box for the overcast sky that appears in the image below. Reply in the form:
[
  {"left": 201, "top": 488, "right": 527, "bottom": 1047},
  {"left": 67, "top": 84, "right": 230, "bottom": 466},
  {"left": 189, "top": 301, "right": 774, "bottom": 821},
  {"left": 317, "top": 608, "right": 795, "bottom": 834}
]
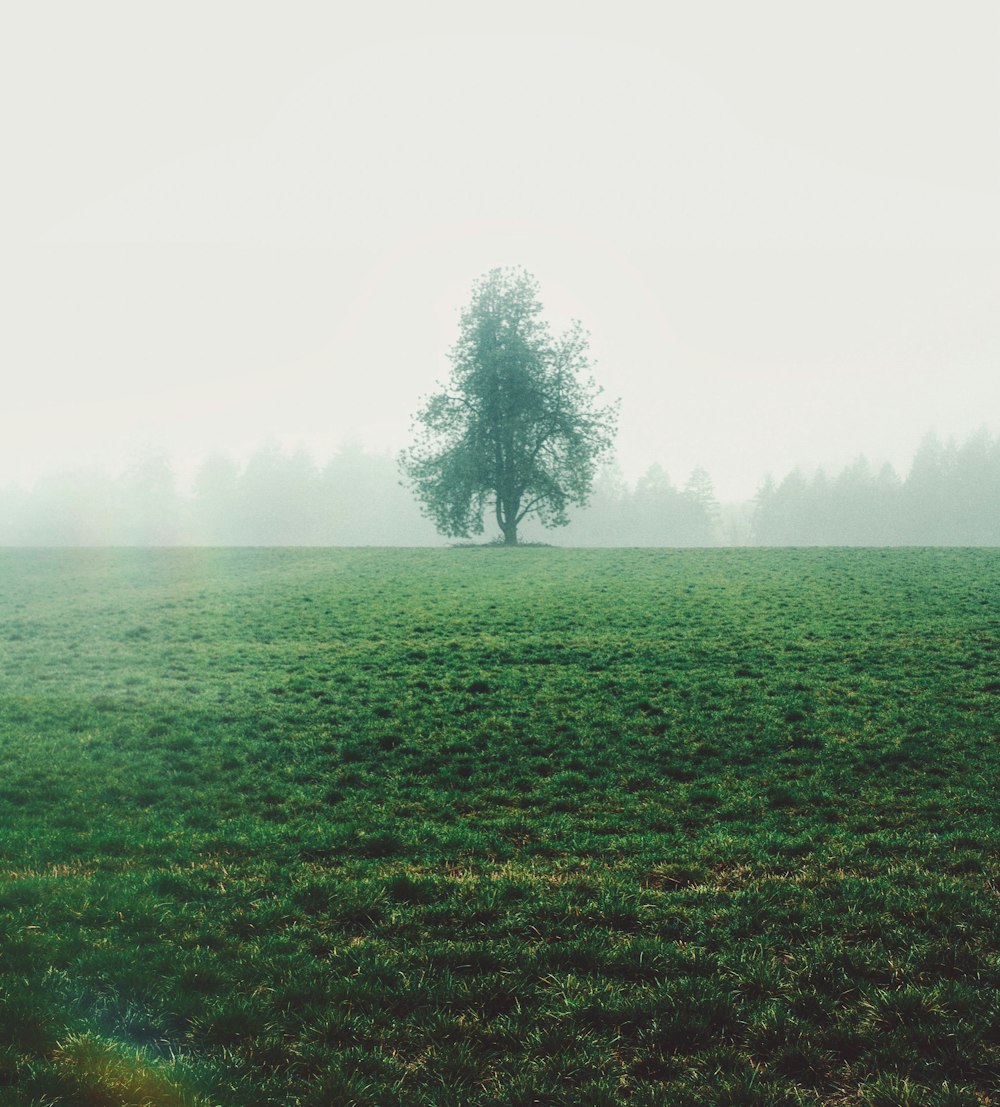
[{"left": 2, "top": 1, "right": 998, "bottom": 502}]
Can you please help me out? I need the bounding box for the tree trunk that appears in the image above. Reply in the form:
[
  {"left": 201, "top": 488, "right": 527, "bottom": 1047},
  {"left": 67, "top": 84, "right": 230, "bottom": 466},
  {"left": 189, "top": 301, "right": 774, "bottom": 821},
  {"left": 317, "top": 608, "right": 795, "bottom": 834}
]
[{"left": 497, "top": 491, "right": 519, "bottom": 545}]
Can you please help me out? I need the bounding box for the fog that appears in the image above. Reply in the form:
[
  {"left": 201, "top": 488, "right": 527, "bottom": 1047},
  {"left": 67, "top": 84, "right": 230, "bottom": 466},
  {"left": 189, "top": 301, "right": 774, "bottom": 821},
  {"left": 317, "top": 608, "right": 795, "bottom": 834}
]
[
  {"left": 2, "top": 2, "right": 998, "bottom": 539},
  {"left": 2, "top": 431, "right": 998, "bottom": 547}
]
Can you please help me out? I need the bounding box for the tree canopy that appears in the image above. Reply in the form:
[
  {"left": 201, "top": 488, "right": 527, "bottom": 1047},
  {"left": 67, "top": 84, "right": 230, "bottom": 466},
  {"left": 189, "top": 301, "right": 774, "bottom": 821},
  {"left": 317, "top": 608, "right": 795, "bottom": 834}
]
[{"left": 400, "top": 268, "right": 619, "bottom": 545}]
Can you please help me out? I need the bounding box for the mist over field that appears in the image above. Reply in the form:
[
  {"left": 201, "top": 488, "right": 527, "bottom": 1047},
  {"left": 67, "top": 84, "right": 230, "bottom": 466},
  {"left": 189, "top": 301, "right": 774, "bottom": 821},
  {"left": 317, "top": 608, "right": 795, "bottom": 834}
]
[
  {"left": 2, "top": 428, "right": 998, "bottom": 547},
  {"left": 3, "top": 1, "right": 998, "bottom": 536},
  {"left": 4, "top": 8, "right": 1000, "bottom": 1101}
]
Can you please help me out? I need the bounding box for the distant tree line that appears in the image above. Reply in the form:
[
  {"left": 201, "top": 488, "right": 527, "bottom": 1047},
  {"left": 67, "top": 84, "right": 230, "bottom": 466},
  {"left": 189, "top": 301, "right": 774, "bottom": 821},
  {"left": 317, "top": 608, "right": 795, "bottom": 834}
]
[
  {"left": 0, "top": 447, "right": 721, "bottom": 547},
  {"left": 0, "top": 446, "right": 439, "bottom": 547},
  {"left": 548, "top": 463, "right": 720, "bottom": 547},
  {"left": 1, "top": 429, "right": 996, "bottom": 546},
  {"left": 752, "top": 429, "right": 1000, "bottom": 546}
]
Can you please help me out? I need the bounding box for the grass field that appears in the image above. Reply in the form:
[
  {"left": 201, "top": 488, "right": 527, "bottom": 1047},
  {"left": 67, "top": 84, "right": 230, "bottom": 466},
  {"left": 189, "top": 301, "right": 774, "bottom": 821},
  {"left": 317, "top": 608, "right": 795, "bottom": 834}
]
[{"left": 1, "top": 547, "right": 998, "bottom": 1106}]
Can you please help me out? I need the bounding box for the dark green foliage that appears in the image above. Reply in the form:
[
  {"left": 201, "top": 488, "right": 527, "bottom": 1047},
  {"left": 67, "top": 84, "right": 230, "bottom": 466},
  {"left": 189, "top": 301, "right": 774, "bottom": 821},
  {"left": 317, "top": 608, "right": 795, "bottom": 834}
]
[
  {"left": 400, "top": 268, "right": 618, "bottom": 544},
  {"left": 0, "top": 548, "right": 998, "bottom": 1104}
]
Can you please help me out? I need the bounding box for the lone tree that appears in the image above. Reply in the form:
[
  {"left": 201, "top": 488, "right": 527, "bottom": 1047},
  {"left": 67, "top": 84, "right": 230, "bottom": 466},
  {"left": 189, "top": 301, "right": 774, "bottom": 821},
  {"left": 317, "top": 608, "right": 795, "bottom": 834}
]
[{"left": 401, "top": 268, "right": 619, "bottom": 545}]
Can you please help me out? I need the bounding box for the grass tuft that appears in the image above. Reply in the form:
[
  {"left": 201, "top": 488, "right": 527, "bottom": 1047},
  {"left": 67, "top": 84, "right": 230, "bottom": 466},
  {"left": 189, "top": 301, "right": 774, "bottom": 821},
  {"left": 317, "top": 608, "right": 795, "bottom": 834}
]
[{"left": 51, "top": 1032, "right": 210, "bottom": 1107}]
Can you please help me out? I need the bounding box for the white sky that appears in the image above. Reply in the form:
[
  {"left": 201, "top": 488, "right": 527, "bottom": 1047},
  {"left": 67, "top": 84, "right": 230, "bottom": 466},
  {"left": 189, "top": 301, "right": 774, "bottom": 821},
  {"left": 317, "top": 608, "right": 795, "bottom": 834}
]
[{"left": 2, "top": 0, "right": 998, "bottom": 502}]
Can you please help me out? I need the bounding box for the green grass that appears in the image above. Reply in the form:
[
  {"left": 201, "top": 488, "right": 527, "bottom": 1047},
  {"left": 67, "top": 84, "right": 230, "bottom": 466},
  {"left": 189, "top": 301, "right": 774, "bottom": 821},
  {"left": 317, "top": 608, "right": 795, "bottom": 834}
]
[{"left": 1, "top": 547, "right": 998, "bottom": 1105}]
